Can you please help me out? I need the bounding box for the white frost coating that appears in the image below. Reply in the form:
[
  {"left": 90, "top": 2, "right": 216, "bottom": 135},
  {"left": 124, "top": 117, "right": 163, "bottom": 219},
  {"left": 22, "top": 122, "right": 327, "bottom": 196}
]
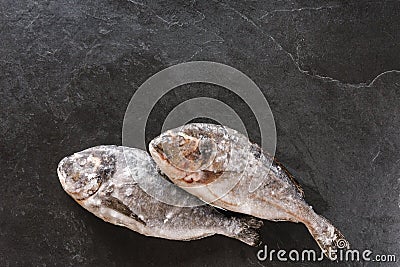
[
  {"left": 85, "top": 196, "right": 101, "bottom": 207},
  {"left": 125, "top": 188, "right": 133, "bottom": 197},
  {"left": 109, "top": 209, "right": 121, "bottom": 219},
  {"left": 87, "top": 173, "right": 97, "bottom": 179},
  {"left": 87, "top": 154, "right": 101, "bottom": 168},
  {"left": 165, "top": 212, "right": 173, "bottom": 219}
]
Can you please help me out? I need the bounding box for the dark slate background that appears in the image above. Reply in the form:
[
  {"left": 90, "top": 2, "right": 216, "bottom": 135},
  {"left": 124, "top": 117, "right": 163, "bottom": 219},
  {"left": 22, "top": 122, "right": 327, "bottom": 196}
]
[{"left": 1, "top": 0, "right": 399, "bottom": 266}]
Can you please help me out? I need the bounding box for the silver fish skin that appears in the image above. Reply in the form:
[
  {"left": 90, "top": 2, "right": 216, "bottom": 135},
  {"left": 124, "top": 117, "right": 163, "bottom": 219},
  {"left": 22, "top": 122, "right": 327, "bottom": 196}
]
[
  {"left": 57, "top": 145, "right": 263, "bottom": 246},
  {"left": 149, "top": 123, "right": 349, "bottom": 260}
]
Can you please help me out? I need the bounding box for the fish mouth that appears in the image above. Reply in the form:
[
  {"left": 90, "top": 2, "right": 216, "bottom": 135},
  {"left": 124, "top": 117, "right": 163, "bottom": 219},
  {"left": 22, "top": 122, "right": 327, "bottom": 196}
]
[
  {"left": 57, "top": 156, "right": 80, "bottom": 197},
  {"left": 57, "top": 156, "right": 68, "bottom": 188},
  {"left": 149, "top": 139, "right": 167, "bottom": 160}
]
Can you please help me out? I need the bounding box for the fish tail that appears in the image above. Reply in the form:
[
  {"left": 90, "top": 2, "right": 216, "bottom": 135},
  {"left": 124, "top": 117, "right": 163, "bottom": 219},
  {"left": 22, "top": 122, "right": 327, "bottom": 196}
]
[
  {"left": 303, "top": 211, "right": 349, "bottom": 260},
  {"left": 230, "top": 216, "right": 263, "bottom": 246}
]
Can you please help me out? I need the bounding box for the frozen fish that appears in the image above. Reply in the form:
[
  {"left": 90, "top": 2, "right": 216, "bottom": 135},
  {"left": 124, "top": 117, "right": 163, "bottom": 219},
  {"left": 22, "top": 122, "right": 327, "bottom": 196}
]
[
  {"left": 149, "top": 123, "right": 349, "bottom": 259},
  {"left": 57, "top": 145, "right": 263, "bottom": 246}
]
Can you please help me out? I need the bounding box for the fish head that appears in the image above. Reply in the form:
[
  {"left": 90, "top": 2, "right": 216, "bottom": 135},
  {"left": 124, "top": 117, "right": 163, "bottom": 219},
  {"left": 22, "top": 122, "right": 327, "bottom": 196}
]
[
  {"left": 149, "top": 126, "right": 225, "bottom": 186},
  {"left": 57, "top": 147, "right": 116, "bottom": 200}
]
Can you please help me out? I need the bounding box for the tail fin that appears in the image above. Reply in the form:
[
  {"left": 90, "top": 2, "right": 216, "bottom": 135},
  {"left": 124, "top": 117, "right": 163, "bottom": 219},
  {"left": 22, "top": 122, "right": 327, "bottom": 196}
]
[
  {"left": 231, "top": 216, "right": 263, "bottom": 246},
  {"left": 304, "top": 213, "right": 349, "bottom": 260}
]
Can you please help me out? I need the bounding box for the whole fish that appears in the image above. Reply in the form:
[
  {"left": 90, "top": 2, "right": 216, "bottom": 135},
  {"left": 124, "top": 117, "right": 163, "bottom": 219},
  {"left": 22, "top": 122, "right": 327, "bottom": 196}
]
[
  {"left": 57, "top": 145, "right": 263, "bottom": 246},
  {"left": 149, "top": 123, "right": 349, "bottom": 259}
]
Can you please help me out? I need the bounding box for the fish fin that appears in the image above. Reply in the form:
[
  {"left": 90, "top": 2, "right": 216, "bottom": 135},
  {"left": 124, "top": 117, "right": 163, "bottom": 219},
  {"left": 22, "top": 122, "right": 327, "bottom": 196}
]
[
  {"left": 180, "top": 233, "right": 215, "bottom": 241},
  {"left": 102, "top": 196, "right": 146, "bottom": 225},
  {"left": 239, "top": 216, "right": 264, "bottom": 229},
  {"left": 250, "top": 142, "right": 305, "bottom": 197},
  {"left": 274, "top": 158, "right": 305, "bottom": 198},
  {"left": 305, "top": 214, "right": 349, "bottom": 260},
  {"left": 233, "top": 216, "right": 263, "bottom": 246}
]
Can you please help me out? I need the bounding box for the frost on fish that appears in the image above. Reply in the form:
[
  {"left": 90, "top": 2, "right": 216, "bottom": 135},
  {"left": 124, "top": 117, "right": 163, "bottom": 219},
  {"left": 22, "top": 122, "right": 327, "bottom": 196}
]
[
  {"left": 149, "top": 123, "right": 349, "bottom": 260},
  {"left": 57, "top": 145, "right": 263, "bottom": 246}
]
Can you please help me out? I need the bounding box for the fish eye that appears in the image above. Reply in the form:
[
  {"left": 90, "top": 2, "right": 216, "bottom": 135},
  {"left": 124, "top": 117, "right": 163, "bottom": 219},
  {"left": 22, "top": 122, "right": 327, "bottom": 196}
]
[
  {"left": 178, "top": 137, "right": 186, "bottom": 147},
  {"left": 197, "top": 137, "right": 217, "bottom": 168},
  {"left": 199, "top": 137, "right": 215, "bottom": 153}
]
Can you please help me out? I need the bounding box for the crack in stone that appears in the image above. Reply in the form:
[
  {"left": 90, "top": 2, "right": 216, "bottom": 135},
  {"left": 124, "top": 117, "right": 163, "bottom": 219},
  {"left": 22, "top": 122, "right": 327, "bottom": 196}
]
[
  {"left": 187, "top": 34, "right": 225, "bottom": 60},
  {"left": 268, "top": 35, "right": 400, "bottom": 88},
  {"left": 127, "top": 0, "right": 205, "bottom": 29},
  {"left": 127, "top": 0, "right": 145, "bottom": 6},
  {"left": 367, "top": 70, "right": 400, "bottom": 87},
  {"left": 259, "top": 5, "right": 341, "bottom": 19},
  {"left": 216, "top": 1, "right": 400, "bottom": 88},
  {"left": 127, "top": 0, "right": 177, "bottom": 27},
  {"left": 259, "top": 1, "right": 400, "bottom": 19}
]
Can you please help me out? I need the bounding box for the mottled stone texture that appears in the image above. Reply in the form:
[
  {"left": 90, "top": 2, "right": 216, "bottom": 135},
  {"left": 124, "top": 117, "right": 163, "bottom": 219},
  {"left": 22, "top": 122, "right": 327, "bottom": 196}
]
[{"left": 1, "top": 0, "right": 399, "bottom": 266}]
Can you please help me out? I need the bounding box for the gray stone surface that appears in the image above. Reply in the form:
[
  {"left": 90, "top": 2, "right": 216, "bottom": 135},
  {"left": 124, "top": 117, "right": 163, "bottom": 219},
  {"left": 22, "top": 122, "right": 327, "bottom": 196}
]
[{"left": 1, "top": 0, "right": 399, "bottom": 266}]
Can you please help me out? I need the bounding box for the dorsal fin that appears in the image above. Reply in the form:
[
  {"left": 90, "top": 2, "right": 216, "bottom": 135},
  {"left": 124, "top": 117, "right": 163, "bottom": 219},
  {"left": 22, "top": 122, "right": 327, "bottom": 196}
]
[
  {"left": 249, "top": 142, "right": 305, "bottom": 198},
  {"left": 273, "top": 158, "right": 305, "bottom": 198}
]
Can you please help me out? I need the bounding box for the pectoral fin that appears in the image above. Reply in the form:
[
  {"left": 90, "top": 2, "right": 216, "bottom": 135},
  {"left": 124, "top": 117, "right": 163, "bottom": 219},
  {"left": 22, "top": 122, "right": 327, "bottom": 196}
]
[{"left": 102, "top": 196, "right": 146, "bottom": 225}]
